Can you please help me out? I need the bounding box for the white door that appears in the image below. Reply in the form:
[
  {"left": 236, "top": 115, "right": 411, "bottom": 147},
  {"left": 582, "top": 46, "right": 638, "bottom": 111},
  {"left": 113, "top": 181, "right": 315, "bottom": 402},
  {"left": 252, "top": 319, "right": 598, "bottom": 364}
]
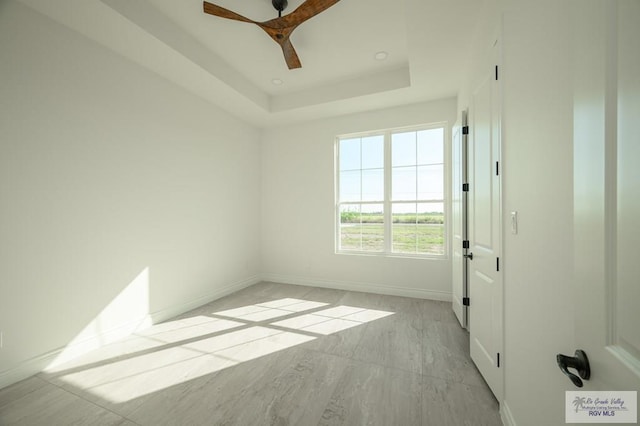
[
  {"left": 468, "top": 38, "right": 503, "bottom": 400},
  {"left": 451, "top": 111, "right": 468, "bottom": 328},
  {"left": 572, "top": 0, "right": 640, "bottom": 400}
]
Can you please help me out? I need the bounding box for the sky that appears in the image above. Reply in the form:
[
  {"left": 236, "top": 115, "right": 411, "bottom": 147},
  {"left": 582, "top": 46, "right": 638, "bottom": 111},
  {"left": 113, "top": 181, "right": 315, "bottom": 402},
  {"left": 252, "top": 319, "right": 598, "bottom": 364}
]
[{"left": 339, "top": 128, "right": 444, "bottom": 214}]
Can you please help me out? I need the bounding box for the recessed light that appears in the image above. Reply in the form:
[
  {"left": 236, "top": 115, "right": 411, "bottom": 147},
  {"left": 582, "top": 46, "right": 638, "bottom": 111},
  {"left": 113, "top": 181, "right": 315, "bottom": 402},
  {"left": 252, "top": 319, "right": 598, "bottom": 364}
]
[
  {"left": 374, "top": 51, "right": 388, "bottom": 61},
  {"left": 271, "top": 78, "right": 283, "bottom": 85}
]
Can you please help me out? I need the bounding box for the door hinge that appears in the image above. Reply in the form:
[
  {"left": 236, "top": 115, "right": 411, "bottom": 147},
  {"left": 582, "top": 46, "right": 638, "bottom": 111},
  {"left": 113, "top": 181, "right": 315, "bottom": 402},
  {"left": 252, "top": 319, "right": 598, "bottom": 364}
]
[
  {"left": 496, "top": 161, "right": 500, "bottom": 176},
  {"left": 463, "top": 297, "right": 470, "bottom": 306},
  {"left": 497, "top": 257, "right": 500, "bottom": 272},
  {"left": 497, "top": 353, "right": 501, "bottom": 367},
  {"left": 495, "top": 65, "right": 499, "bottom": 80},
  {"left": 463, "top": 240, "right": 470, "bottom": 249},
  {"left": 462, "top": 125, "right": 469, "bottom": 135},
  {"left": 462, "top": 183, "right": 469, "bottom": 192}
]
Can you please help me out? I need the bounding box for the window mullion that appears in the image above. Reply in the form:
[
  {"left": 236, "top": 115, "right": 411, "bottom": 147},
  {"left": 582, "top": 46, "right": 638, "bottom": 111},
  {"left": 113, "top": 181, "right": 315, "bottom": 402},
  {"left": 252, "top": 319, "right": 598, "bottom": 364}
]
[
  {"left": 384, "top": 131, "right": 392, "bottom": 253},
  {"left": 414, "top": 132, "right": 419, "bottom": 254},
  {"left": 359, "top": 138, "right": 364, "bottom": 251}
]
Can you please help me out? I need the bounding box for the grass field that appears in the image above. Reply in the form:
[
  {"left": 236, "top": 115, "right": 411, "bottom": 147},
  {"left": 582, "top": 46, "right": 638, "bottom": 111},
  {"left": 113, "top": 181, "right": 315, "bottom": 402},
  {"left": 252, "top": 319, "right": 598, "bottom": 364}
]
[
  {"left": 340, "top": 211, "right": 444, "bottom": 225},
  {"left": 340, "top": 223, "right": 444, "bottom": 255},
  {"left": 339, "top": 211, "right": 444, "bottom": 255}
]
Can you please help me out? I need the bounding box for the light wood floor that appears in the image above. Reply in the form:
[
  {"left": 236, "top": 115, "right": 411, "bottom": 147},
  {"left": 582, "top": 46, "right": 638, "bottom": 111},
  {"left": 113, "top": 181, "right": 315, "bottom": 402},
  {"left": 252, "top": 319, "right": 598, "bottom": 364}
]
[{"left": 0, "top": 282, "right": 502, "bottom": 425}]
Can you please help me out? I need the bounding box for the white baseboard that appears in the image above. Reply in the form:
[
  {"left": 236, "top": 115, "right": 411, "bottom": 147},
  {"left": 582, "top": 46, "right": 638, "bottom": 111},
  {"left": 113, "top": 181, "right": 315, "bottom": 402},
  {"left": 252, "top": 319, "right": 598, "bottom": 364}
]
[
  {"left": 0, "top": 275, "right": 260, "bottom": 390},
  {"left": 146, "top": 274, "right": 260, "bottom": 325},
  {"left": 0, "top": 349, "right": 60, "bottom": 391},
  {"left": 261, "top": 273, "right": 452, "bottom": 302},
  {"left": 501, "top": 400, "right": 517, "bottom": 426}
]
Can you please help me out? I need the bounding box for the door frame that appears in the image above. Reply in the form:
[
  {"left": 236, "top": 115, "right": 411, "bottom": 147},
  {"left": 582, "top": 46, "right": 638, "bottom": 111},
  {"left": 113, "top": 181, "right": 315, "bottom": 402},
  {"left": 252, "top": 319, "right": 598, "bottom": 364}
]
[{"left": 451, "top": 110, "right": 469, "bottom": 329}]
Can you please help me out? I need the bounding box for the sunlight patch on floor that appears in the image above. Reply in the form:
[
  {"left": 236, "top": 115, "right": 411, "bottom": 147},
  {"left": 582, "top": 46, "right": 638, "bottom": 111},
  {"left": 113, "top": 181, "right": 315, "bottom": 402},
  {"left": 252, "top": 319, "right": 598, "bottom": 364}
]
[{"left": 54, "top": 297, "right": 394, "bottom": 403}]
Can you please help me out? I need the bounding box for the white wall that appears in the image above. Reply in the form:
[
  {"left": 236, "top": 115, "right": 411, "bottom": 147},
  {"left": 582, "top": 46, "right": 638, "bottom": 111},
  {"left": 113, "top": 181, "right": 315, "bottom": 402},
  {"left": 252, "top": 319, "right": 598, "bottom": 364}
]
[
  {"left": 501, "top": 2, "right": 576, "bottom": 424},
  {"left": 261, "top": 99, "right": 457, "bottom": 300},
  {"left": 0, "top": 2, "right": 261, "bottom": 387}
]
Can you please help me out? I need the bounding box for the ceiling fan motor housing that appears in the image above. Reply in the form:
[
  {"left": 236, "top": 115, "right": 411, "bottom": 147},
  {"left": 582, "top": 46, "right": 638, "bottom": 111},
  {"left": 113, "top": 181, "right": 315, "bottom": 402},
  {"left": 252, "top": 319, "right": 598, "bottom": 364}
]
[{"left": 272, "top": 0, "right": 288, "bottom": 12}]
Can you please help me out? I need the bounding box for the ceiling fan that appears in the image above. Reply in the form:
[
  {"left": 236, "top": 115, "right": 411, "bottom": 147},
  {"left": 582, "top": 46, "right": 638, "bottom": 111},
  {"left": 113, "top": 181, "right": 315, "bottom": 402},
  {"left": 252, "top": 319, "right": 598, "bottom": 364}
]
[{"left": 203, "top": 0, "right": 341, "bottom": 70}]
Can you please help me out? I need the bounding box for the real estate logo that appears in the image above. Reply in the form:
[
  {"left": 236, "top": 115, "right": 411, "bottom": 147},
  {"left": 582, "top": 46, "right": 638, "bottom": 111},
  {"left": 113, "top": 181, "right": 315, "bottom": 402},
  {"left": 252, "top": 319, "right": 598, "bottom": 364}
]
[{"left": 566, "top": 391, "right": 637, "bottom": 423}]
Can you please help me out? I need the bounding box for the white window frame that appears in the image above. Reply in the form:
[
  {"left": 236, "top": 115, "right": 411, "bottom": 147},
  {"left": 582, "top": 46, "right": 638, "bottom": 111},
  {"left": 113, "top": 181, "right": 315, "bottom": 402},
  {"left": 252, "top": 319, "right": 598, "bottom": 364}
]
[{"left": 335, "top": 122, "right": 449, "bottom": 258}]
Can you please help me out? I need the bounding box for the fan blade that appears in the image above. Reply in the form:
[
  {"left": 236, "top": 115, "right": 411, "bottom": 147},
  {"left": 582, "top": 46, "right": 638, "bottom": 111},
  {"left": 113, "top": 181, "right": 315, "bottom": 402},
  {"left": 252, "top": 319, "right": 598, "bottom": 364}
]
[
  {"left": 279, "top": 0, "right": 340, "bottom": 27},
  {"left": 203, "top": 1, "right": 255, "bottom": 24},
  {"left": 280, "top": 38, "right": 302, "bottom": 69},
  {"left": 253, "top": 24, "right": 300, "bottom": 69}
]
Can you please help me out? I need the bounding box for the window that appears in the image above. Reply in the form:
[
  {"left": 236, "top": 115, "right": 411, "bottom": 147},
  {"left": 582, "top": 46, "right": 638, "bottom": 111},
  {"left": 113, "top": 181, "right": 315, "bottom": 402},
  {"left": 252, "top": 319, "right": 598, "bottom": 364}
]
[{"left": 336, "top": 124, "right": 446, "bottom": 257}]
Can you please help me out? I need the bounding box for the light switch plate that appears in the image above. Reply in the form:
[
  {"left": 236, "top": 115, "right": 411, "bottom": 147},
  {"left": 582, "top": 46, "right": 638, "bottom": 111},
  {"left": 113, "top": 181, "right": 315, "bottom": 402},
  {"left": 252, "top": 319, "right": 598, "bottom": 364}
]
[{"left": 511, "top": 211, "right": 518, "bottom": 234}]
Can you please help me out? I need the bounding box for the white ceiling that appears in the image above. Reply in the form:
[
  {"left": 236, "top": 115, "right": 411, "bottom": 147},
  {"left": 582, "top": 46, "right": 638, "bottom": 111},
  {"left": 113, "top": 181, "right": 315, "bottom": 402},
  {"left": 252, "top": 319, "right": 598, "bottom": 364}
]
[{"left": 18, "top": 0, "right": 487, "bottom": 128}]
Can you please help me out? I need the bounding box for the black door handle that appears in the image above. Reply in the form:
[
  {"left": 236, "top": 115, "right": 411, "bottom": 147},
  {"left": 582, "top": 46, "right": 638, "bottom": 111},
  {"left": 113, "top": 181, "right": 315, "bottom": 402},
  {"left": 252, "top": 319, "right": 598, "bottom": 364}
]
[
  {"left": 556, "top": 349, "right": 590, "bottom": 387},
  {"left": 464, "top": 252, "right": 474, "bottom": 260}
]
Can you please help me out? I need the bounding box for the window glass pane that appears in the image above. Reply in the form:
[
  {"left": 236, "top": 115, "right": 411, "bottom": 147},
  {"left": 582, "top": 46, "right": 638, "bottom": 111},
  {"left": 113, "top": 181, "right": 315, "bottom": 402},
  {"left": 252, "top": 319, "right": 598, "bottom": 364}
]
[
  {"left": 417, "top": 128, "right": 444, "bottom": 165},
  {"left": 392, "top": 203, "right": 417, "bottom": 253},
  {"left": 339, "top": 205, "right": 361, "bottom": 250},
  {"left": 361, "top": 204, "right": 384, "bottom": 251},
  {"left": 339, "top": 204, "right": 383, "bottom": 252},
  {"left": 392, "top": 132, "right": 416, "bottom": 167},
  {"left": 417, "top": 165, "right": 444, "bottom": 200},
  {"left": 361, "top": 135, "right": 384, "bottom": 169},
  {"left": 340, "top": 204, "right": 361, "bottom": 225},
  {"left": 417, "top": 203, "right": 444, "bottom": 255},
  {"left": 362, "top": 168, "right": 384, "bottom": 201},
  {"left": 392, "top": 166, "right": 416, "bottom": 200},
  {"left": 339, "top": 170, "right": 360, "bottom": 202},
  {"left": 417, "top": 202, "right": 444, "bottom": 223},
  {"left": 340, "top": 138, "right": 360, "bottom": 171}
]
